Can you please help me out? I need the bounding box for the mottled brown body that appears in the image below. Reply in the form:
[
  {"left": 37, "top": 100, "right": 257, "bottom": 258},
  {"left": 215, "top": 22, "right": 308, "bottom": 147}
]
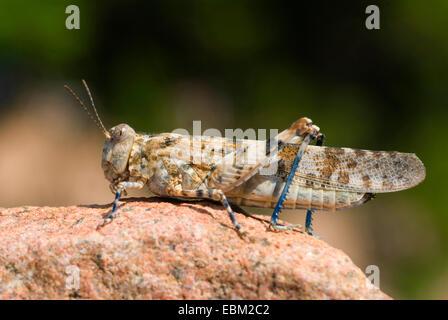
[
  {"left": 119, "top": 132, "right": 424, "bottom": 212},
  {"left": 64, "top": 81, "right": 426, "bottom": 234}
]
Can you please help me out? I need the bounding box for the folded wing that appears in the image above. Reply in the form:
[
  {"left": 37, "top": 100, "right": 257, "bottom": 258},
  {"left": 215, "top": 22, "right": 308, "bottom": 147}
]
[{"left": 278, "top": 145, "right": 426, "bottom": 193}]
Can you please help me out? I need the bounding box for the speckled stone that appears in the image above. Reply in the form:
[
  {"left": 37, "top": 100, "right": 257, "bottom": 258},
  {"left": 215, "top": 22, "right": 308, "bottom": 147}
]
[{"left": 0, "top": 198, "right": 390, "bottom": 299}]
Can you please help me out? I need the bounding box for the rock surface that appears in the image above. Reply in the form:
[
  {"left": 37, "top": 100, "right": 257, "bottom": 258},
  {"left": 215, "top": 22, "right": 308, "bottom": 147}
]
[{"left": 0, "top": 198, "right": 390, "bottom": 299}]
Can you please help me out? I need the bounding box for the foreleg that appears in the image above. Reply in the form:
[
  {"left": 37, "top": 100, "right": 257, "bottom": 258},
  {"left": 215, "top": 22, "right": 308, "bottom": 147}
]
[{"left": 97, "top": 180, "right": 145, "bottom": 229}]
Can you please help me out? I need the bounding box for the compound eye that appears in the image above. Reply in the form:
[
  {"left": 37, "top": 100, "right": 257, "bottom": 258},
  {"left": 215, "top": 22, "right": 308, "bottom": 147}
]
[{"left": 112, "top": 128, "right": 124, "bottom": 139}]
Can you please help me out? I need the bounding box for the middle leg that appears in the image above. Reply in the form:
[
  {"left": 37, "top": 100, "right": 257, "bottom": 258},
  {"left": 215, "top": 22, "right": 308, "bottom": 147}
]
[{"left": 169, "top": 188, "right": 247, "bottom": 237}]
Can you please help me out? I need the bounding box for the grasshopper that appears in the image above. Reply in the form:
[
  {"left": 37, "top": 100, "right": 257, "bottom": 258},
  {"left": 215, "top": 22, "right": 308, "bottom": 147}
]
[{"left": 64, "top": 80, "right": 426, "bottom": 237}]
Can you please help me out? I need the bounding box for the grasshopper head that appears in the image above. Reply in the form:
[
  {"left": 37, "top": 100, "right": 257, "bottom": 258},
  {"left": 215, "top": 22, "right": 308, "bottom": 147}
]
[
  {"left": 102, "top": 124, "right": 136, "bottom": 181},
  {"left": 64, "top": 81, "right": 137, "bottom": 183}
]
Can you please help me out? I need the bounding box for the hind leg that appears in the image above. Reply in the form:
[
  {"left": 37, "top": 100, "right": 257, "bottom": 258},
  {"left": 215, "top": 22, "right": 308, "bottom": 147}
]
[
  {"left": 302, "top": 134, "right": 325, "bottom": 238},
  {"left": 269, "top": 131, "right": 323, "bottom": 231},
  {"left": 305, "top": 209, "right": 320, "bottom": 238},
  {"left": 305, "top": 133, "right": 324, "bottom": 238}
]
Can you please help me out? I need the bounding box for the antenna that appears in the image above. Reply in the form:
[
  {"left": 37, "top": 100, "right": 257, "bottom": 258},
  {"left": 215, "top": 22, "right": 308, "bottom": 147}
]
[{"left": 64, "top": 81, "right": 111, "bottom": 139}]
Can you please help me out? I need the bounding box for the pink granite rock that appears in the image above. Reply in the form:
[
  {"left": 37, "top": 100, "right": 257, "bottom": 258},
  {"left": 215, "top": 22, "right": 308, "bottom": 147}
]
[{"left": 0, "top": 198, "right": 390, "bottom": 299}]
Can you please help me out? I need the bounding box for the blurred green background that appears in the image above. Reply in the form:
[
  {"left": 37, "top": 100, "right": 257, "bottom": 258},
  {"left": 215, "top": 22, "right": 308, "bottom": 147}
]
[{"left": 0, "top": 0, "right": 446, "bottom": 299}]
